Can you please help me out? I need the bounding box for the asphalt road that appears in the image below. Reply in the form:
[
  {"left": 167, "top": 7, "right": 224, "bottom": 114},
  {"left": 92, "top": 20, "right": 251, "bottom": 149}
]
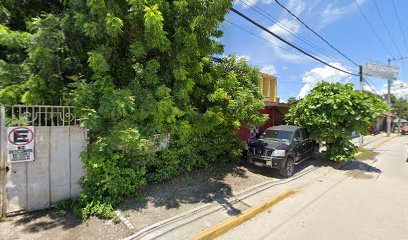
[{"left": 219, "top": 135, "right": 408, "bottom": 240}]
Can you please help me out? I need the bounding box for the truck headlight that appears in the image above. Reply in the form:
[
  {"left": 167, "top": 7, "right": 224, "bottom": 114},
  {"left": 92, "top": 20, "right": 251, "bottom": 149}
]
[{"left": 272, "top": 150, "right": 286, "bottom": 157}]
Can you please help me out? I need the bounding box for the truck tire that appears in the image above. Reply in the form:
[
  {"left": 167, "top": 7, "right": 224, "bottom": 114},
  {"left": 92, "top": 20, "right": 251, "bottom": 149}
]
[{"left": 280, "top": 157, "right": 295, "bottom": 178}]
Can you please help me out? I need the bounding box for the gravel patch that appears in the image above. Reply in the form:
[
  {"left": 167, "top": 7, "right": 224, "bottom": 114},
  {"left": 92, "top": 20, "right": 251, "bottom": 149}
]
[{"left": 119, "top": 162, "right": 275, "bottom": 233}]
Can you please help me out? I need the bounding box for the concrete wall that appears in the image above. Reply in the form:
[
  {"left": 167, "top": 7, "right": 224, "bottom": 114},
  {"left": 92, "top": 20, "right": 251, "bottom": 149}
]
[{"left": 3, "top": 126, "right": 86, "bottom": 213}]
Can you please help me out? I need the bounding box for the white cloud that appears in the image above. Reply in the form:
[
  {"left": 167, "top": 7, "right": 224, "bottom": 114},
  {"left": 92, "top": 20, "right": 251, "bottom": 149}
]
[
  {"left": 236, "top": 55, "right": 251, "bottom": 61},
  {"left": 261, "top": 64, "right": 277, "bottom": 75},
  {"left": 375, "top": 80, "right": 408, "bottom": 99},
  {"left": 297, "top": 62, "right": 350, "bottom": 98},
  {"left": 363, "top": 84, "right": 374, "bottom": 92},
  {"left": 261, "top": 19, "right": 305, "bottom": 62},
  {"left": 319, "top": 0, "right": 367, "bottom": 28},
  {"left": 282, "top": 65, "right": 289, "bottom": 70},
  {"left": 239, "top": 0, "right": 305, "bottom": 14},
  {"left": 286, "top": 0, "right": 306, "bottom": 16},
  {"left": 269, "top": 19, "right": 301, "bottom": 36},
  {"left": 237, "top": 0, "right": 273, "bottom": 8}
]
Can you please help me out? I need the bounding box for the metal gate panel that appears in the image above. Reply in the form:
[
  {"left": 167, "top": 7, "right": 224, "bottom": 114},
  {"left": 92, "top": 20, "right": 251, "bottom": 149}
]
[
  {"left": 70, "top": 127, "right": 86, "bottom": 198},
  {"left": 5, "top": 161, "right": 27, "bottom": 213},
  {"left": 0, "top": 106, "right": 6, "bottom": 215},
  {"left": 27, "top": 127, "right": 50, "bottom": 210},
  {"left": 50, "top": 127, "right": 71, "bottom": 205},
  {"left": 1, "top": 105, "right": 87, "bottom": 214}
]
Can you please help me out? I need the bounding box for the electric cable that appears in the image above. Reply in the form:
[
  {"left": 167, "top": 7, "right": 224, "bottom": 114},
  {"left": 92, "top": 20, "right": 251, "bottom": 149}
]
[
  {"left": 391, "top": 0, "right": 408, "bottom": 52},
  {"left": 372, "top": 0, "right": 403, "bottom": 56},
  {"left": 353, "top": 0, "right": 394, "bottom": 57},
  {"left": 230, "top": 7, "right": 359, "bottom": 76},
  {"left": 237, "top": 0, "right": 354, "bottom": 69},
  {"left": 273, "top": 0, "right": 359, "bottom": 67},
  {"left": 224, "top": 19, "right": 316, "bottom": 63}
]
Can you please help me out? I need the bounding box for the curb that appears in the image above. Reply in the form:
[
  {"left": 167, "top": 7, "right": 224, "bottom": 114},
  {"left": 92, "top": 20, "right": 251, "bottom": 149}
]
[
  {"left": 115, "top": 210, "right": 135, "bottom": 231},
  {"left": 334, "top": 134, "right": 400, "bottom": 170},
  {"left": 123, "top": 165, "right": 320, "bottom": 240},
  {"left": 371, "top": 134, "right": 399, "bottom": 149},
  {"left": 190, "top": 189, "right": 298, "bottom": 240}
]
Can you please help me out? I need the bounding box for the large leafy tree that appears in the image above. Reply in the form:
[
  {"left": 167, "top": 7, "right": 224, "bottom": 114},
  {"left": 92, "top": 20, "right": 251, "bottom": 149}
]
[
  {"left": 0, "top": 1, "right": 266, "bottom": 218},
  {"left": 286, "top": 82, "right": 389, "bottom": 161},
  {"left": 383, "top": 93, "right": 408, "bottom": 120},
  {"left": 286, "top": 97, "right": 298, "bottom": 105}
]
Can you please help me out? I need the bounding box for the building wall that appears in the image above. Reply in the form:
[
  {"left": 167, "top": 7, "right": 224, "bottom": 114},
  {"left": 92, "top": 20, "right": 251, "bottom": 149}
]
[
  {"left": 237, "top": 106, "right": 287, "bottom": 142},
  {"left": 259, "top": 73, "right": 277, "bottom": 102},
  {"left": 237, "top": 73, "right": 288, "bottom": 142}
]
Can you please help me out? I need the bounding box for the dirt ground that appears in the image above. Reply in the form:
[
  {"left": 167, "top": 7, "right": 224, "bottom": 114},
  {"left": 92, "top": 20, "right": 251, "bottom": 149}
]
[{"left": 0, "top": 162, "right": 276, "bottom": 240}]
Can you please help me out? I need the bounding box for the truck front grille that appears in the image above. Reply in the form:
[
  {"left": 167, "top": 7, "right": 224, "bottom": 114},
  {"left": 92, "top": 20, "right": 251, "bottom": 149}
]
[{"left": 249, "top": 147, "right": 273, "bottom": 157}]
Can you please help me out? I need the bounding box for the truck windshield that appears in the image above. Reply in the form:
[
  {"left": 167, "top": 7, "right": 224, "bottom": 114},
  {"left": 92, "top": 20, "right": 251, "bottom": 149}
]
[{"left": 260, "top": 130, "right": 293, "bottom": 142}]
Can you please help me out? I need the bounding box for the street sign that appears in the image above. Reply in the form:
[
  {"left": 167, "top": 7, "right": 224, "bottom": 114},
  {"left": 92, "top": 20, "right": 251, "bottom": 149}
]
[
  {"left": 364, "top": 63, "right": 400, "bottom": 80},
  {"left": 7, "top": 126, "right": 35, "bottom": 163}
]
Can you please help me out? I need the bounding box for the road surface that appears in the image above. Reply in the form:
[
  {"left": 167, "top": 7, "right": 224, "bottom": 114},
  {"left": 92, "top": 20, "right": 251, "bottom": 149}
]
[{"left": 220, "top": 135, "right": 408, "bottom": 240}]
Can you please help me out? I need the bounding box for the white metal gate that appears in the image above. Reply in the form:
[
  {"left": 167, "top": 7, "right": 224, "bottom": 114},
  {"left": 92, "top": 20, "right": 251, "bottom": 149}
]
[{"left": 0, "top": 105, "right": 87, "bottom": 215}]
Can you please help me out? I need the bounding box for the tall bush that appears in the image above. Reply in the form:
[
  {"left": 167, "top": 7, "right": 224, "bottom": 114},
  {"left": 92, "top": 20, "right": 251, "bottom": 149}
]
[
  {"left": 286, "top": 82, "right": 389, "bottom": 161},
  {"left": 0, "top": 1, "right": 266, "bottom": 218}
]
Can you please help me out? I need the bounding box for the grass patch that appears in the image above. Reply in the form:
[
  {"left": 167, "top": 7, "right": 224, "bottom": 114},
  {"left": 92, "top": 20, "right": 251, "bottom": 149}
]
[{"left": 356, "top": 148, "right": 374, "bottom": 161}]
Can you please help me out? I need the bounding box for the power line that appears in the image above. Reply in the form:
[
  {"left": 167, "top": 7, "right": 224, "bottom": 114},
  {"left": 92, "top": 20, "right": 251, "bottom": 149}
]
[
  {"left": 353, "top": 0, "right": 394, "bottom": 57},
  {"left": 237, "top": 0, "right": 354, "bottom": 68},
  {"left": 372, "top": 0, "right": 403, "bottom": 56},
  {"left": 230, "top": 7, "right": 359, "bottom": 76},
  {"left": 272, "top": 0, "right": 359, "bottom": 67},
  {"left": 224, "top": 19, "right": 317, "bottom": 63},
  {"left": 390, "top": 0, "right": 408, "bottom": 81},
  {"left": 391, "top": 0, "right": 408, "bottom": 52},
  {"left": 365, "top": 78, "right": 381, "bottom": 95}
]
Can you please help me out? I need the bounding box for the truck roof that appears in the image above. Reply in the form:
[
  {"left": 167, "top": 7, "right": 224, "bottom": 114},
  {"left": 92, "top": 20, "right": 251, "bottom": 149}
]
[{"left": 267, "top": 125, "right": 302, "bottom": 132}]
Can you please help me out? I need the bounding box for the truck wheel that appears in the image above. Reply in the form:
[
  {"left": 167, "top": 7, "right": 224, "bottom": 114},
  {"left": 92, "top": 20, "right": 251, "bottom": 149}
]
[{"left": 280, "top": 157, "right": 295, "bottom": 178}]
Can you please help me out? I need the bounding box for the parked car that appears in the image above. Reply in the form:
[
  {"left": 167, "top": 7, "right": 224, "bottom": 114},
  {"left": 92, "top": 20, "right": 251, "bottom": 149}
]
[
  {"left": 247, "top": 125, "right": 319, "bottom": 178},
  {"left": 401, "top": 125, "right": 408, "bottom": 135},
  {"left": 368, "top": 126, "right": 379, "bottom": 135}
]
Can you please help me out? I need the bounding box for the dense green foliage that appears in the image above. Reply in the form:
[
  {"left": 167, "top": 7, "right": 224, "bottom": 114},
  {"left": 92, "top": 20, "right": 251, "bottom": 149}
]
[
  {"left": 286, "top": 82, "right": 389, "bottom": 161},
  {"left": 383, "top": 93, "right": 408, "bottom": 120},
  {"left": 286, "top": 97, "right": 298, "bottom": 105},
  {"left": 0, "top": 1, "right": 267, "bottom": 218}
]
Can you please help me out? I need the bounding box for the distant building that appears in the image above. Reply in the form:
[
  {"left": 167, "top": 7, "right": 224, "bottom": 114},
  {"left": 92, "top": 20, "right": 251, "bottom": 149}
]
[{"left": 237, "top": 73, "right": 291, "bottom": 141}]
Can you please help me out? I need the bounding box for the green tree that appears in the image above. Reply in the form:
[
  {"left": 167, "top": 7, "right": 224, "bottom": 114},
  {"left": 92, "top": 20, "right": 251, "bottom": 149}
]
[
  {"left": 383, "top": 93, "right": 408, "bottom": 120},
  {"left": 286, "top": 82, "right": 389, "bottom": 161},
  {"left": 394, "top": 97, "right": 408, "bottom": 120},
  {"left": 287, "top": 97, "right": 298, "bottom": 105},
  {"left": 0, "top": 1, "right": 266, "bottom": 218}
]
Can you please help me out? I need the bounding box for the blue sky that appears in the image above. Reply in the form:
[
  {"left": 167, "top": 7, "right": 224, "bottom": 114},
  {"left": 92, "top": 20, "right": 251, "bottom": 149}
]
[{"left": 220, "top": 0, "right": 408, "bottom": 101}]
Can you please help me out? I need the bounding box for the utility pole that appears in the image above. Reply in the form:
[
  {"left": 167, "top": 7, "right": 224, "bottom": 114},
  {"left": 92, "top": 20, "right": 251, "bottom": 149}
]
[
  {"left": 359, "top": 65, "right": 364, "bottom": 148},
  {"left": 387, "top": 59, "right": 392, "bottom": 137},
  {"left": 385, "top": 56, "right": 408, "bottom": 136}
]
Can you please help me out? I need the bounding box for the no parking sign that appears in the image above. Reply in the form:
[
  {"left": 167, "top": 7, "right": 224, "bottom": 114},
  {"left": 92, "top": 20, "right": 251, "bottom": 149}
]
[{"left": 7, "top": 126, "right": 35, "bottom": 163}]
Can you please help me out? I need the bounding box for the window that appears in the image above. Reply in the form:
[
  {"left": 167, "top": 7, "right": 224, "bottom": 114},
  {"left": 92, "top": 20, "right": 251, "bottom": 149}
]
[
  {"left": 299, "top": 129, "right": 308, "bottom": 140},
  {"left": 293, "top": 130, "right": 301, "bottom": 142},
  {"left": 260, "top": 130, "right": 293, "bottom": 143}
]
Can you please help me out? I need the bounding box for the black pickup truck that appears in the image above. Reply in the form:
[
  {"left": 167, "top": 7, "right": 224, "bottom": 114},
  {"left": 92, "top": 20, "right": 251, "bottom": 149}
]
[{"left": 247, "top": 125, "right": 319, "bottom": 178}]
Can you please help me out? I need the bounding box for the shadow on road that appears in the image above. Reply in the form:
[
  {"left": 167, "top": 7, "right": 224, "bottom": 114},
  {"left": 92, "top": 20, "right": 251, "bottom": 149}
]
[{"left": 340, "top": 160, "right": 382, "bottom": 173}]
